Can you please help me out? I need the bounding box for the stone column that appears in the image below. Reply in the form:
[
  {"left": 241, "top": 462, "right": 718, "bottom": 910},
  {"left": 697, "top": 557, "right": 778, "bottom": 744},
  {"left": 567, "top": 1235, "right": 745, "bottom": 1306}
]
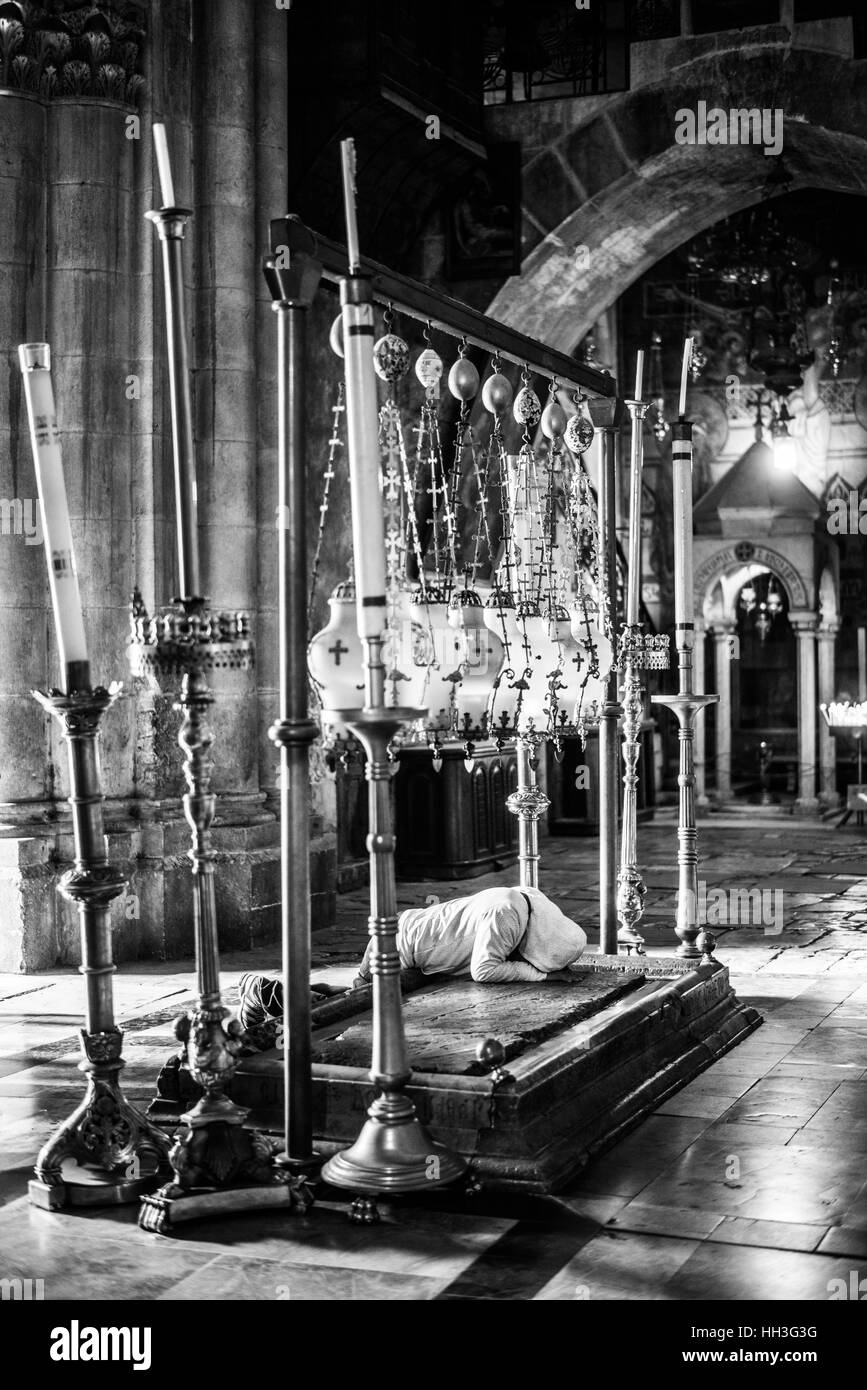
[
  {"left": 713, "top": 624, "right": 734, "bottom": 802},
  {"left": 791, "top": 612, "right": 819, "bottom": 815},
  {"left": 694, "top": 621, "right": 710, "bottom": 807},
  {"left": 816, "top": 624, "right": 840, "bottom": 808}
]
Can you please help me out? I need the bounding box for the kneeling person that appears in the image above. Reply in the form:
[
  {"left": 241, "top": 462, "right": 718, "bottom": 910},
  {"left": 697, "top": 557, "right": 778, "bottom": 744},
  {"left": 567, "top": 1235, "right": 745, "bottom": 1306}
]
[{"left": 239, "top": 886, "right": 586, "bottom": 1040}]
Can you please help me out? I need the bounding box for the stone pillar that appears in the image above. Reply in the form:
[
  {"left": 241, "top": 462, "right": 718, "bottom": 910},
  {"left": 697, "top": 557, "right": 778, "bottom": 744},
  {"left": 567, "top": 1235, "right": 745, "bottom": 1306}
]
[
  {"left": 694, "top": 621, "right": 709, "bottom": 808},
  {"left": 712, "top": 624, "right": 734, "bottom": 802},
  {"left": 816, "top": 625, "right": 840, "bottom": 808},
  {"left": 791, "top": 612, "right": 820, "bottom": 815}
]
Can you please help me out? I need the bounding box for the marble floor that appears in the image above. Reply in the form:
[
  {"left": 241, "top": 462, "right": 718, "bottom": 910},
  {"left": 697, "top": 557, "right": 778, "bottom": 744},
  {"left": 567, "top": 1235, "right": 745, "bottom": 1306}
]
[{"left": 1, "top": 818, "right": 866, "bottom": 1301}]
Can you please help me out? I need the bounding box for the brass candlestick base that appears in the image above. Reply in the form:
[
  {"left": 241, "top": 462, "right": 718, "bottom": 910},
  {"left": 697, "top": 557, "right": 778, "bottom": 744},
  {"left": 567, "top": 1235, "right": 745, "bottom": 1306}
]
[
  {"left": 28, "top": 685, "right": 171, "bottom": 1210},
  {"left": 130, "top": 593, "right": 314, "bottom": 1232},
  {"left": 321, "top": 705, "right": 466, "bottom": 1215}
]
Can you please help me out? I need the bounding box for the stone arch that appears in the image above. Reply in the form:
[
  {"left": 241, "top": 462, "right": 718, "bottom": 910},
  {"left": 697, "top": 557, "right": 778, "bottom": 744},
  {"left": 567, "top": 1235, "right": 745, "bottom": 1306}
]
[
  {"left": 486, "top": 42, "right": 867, "bottom": 353},
  {"left": 695, "top": 544, "right": 808, "bottom": 621}
]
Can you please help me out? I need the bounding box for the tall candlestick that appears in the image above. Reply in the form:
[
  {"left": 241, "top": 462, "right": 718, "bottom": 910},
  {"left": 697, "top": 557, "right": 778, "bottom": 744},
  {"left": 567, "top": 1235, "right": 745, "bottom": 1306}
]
[
  {"left": 18, "top": 343, "right": 90, "bottom": 693},
  {"left": 146, "top": 126, "right": 201, "bottom": 602},
  {"left": 858, "top": 626, "right": 866, "bottom": 702},
  {"left": 338, "top": 143, "right": 387, "bottom": 657},
  {"left": 678, "top": 337, "right": 693, "bottom": 419},
  {"left": 152, "top": 123, "right": 176, "bottom": 207},
  {"left": 672, "top": 420, "right": 694, "bottom": 634}
]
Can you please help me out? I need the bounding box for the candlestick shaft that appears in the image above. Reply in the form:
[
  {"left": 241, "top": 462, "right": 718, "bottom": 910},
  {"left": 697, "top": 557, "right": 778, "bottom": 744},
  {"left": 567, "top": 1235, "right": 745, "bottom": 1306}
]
[
  {"left": 340, "top": 275, "right": 388, "bottom": 647},
  {"left": 18, "top": 345, "right": 90, "bottom": 691},
  {"left": 858, "top": 627, "right": 866, "bottom": 703},
  {"left": 652, "top": 649, "right": 719, "bottom": 960},
  {"left": 147, "top": 211, "right": 202, "bottom": 602},
  {"left": 671, "top": 420, "right": 694, "bottom": 634},
  {"left": 506, "top": 737, "right": 549, "bottom": 889},
  {"left": 617, "top": 651, "right": 646, "bottom": 954},
  {"left": 624, "top": 401, "right": 649, "bottom": 627}
]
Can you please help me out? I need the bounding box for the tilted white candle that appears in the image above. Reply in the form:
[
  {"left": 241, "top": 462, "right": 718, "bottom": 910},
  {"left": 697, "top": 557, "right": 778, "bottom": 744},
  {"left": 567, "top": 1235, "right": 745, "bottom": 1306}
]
[
  {"left": 634, "top": 349, "right": 644, "bottom": 402},
  {"left": 18, "top": 343, "right": 90, "bottom": 690},
  {"left": 152, "top": 123, "right": 176, "bottom": 207},
  {"left": 858, "top": 626, "right": 866, "bottom": 702},
  {"left": 678, "top": 337, "right": 693, "bottom": 419},
  {"left": 671, "top": 420, "right": 694, "bottom": 637},
  {"left": 340, "top": 138, "right": 361, "bottom": 273}
]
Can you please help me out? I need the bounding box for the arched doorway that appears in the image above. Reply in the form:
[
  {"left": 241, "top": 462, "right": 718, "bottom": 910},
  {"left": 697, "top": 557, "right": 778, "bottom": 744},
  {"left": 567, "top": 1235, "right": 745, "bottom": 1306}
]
[{"left": 732, "top": 571, "right": 798, "bottom": 798}]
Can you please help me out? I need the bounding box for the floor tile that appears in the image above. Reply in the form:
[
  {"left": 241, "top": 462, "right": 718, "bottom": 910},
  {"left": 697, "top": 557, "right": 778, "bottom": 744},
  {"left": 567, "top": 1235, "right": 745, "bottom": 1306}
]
[
  {"left": 534, "top": 1230, "right": 699, "bottom": 1301},
  {"left": 163, "top": 1253, "right": 449, "bottom": 1301},
  {"left": 708, "top": 1216, "right": 827, "bottom": 1253}
]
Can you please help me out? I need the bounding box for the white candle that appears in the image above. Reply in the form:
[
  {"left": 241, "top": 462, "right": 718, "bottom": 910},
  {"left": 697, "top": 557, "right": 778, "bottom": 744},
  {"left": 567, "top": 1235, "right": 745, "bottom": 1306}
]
[
  {"left": 858, "top": 626, "right": 866, "bottom": 702},
  {"left": 678, "top": 337, "right": 693, "bottom": 419},
  {"left": 152, "top": 123, "right": 176, "bottom": 207},
  {"left": 18, "top": 344, "right": 90, "bottom": 690},
  {"left": 340, "top": 138, "right": 361, "bottom": 273},
  {"left": 672, "top": 422, "right": 694, "bottom": 637},
  {"left": 634, "top": 349, "right": 644, "bottom": 402},
  {"left": 626, "top": 408, "right": 643, "bottom": 628}
]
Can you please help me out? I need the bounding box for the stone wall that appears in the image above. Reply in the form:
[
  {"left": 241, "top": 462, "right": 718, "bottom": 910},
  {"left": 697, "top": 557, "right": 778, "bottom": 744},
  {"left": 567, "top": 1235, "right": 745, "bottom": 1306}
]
[{"left": 0, "top": 0, "right": 337, "bottom": 970}]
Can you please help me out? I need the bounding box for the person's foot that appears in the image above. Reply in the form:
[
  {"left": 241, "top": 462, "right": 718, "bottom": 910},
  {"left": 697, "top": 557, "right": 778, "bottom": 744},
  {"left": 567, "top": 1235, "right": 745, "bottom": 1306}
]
[{"left": 238, "top": 972, "right": 269, "bottom": 1032}]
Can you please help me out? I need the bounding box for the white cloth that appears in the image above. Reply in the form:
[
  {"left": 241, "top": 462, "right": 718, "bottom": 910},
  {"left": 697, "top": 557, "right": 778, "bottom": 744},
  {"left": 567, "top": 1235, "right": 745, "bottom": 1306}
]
[{"left": 396, "top": 886, "right": 586, "bottom": 984}]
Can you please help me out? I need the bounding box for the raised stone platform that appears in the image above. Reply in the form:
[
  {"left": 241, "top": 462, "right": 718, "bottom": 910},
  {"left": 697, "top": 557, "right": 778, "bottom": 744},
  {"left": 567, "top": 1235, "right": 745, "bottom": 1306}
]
[{"left": 231, "top": 954, "right": 761, "bottom": 1195}]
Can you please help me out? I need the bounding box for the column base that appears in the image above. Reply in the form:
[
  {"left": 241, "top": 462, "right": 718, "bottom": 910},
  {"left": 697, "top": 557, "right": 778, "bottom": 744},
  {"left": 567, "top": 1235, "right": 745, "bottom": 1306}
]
[{"left": 793, "top": 797, "right": 821, "bottom": 818}]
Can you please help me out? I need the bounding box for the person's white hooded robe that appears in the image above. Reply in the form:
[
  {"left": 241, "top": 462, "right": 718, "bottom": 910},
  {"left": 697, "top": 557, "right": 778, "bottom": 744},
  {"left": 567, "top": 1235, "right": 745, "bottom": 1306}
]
[{"left": 396, "top": 886, "right": 586, "bottom": 983}]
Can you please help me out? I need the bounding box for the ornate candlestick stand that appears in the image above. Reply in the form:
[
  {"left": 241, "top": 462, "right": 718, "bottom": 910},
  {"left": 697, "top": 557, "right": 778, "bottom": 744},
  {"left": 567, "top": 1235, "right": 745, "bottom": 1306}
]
[
  {"left": 320, "top": 158, "right": 465, "bottom": 1213},
  {"left": 28, "top": 682, "right": 171, "bottom": 1209},
  {"left": 651, "top": 419, "right": 718, "bottom": 960},
  {"left": 130, "top": 602, "right": 312, "bottom": 1230},
  {"left": 322, "top": 640, "right": 467, "bottom": 1216},
  {"left": 507, "top": 731, "right": 549, "bottom": 889},
  {"left": 131, "top": 189, "right": 312, "bottom": 1231},
  {"left": 263, "top": 215, "right": 323, "bottom": 1174}
]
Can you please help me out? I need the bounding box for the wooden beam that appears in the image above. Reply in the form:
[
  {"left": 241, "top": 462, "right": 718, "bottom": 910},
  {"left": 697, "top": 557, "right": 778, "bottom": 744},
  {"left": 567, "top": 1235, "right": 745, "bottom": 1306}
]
[{"left": 310, "top": 230, "right": 617, "bottom": 398}]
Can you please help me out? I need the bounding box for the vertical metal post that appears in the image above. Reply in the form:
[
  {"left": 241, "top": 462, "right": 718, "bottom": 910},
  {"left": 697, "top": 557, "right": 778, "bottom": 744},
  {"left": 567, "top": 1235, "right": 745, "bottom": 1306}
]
[
  {"left": 598, "top": 421, "right": 621, "bottom": 954},
  {"left": 264, "top": 217, "right": 323, "bottom": 1171},
  {"left": 588, "top": 400, "right": 625, "bottom": 956}
]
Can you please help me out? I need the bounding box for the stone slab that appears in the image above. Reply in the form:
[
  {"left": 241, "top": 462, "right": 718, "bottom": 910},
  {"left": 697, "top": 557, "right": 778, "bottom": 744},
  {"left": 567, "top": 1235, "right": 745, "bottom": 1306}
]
[
  {"left": 231, "top": 955, "right": 762, "bottom": 1195},
  {"left": 312, "top": 972, "right": 644, "bottom": 1074}
]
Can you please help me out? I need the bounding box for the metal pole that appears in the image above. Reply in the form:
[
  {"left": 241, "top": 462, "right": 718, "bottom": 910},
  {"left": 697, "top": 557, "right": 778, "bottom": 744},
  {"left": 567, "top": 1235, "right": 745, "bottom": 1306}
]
[
  {"left": 597, "top": 420, "right": 621, "bottom": 955},
  {"left": 264, "top": 218, "right": 323, "bottom": 1172}
]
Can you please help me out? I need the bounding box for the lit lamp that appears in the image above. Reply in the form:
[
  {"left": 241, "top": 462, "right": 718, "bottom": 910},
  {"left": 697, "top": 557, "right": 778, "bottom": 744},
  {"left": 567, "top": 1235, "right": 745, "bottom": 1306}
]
[{"left": 771, "top": 400, "right": 797, "bottom": 471}]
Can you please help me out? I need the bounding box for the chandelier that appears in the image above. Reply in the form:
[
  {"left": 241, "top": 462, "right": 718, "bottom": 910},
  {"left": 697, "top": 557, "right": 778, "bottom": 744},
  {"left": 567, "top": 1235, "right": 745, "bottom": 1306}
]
[{"left": 738, "top": 572, "right": 784, "bottom": 645}]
